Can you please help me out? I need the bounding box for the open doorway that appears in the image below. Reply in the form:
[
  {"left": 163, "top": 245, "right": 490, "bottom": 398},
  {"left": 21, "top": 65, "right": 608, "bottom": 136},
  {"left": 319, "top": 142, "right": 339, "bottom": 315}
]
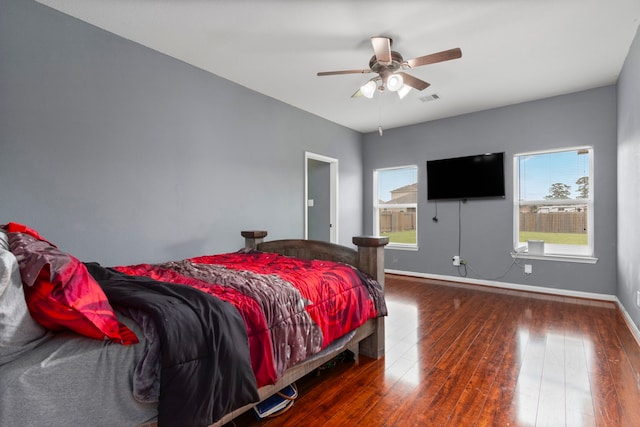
[{"left": 305, "top": 152, "right": 338, "bottom": 243}]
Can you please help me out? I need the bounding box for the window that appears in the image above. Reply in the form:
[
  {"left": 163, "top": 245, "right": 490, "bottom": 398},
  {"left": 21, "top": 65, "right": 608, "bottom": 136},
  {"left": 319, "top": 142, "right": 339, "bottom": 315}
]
[
  {"left": 374, "top": 166, "right": 418, "bottom": 248},
  {"left": 514, "top": 147, "right": 593, "bottom": 258}
]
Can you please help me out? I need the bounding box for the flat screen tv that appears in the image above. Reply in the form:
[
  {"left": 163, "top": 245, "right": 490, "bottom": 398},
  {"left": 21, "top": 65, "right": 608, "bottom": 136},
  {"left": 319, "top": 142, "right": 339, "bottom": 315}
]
[{"left": 426, "top": 152, "right": 505, "bottom": 200}]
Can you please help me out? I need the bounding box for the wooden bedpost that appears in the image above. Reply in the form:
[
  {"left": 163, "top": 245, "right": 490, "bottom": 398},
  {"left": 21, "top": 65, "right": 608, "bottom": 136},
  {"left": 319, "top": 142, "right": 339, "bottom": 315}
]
[
  {"left": 241, "top": 230, "right": 268, "bottom": 250},
  {"left": 352, "top": 235, "right": 388, "bottom": 359},
  {"left": 352, "top": 236, "right": 389, "bottom": 287}
]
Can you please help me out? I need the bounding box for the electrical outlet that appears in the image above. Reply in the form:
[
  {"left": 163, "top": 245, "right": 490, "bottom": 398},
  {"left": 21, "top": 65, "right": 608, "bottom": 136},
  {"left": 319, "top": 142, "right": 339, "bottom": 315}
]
[
  {"left": 636, "top": 290, "right": 640, "bottom": 308},
  {"left": 453, "top": 255, "right": 461, "bottom": 267},
  {"left": 524, "top": 264, "right": 532, "bottom": 275}
]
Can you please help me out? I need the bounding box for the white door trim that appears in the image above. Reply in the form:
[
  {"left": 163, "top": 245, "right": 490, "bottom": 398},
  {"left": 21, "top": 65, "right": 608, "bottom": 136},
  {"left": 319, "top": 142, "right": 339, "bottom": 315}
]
[{"left": 304, "top": 151, "right": 338, "bottom": 243}]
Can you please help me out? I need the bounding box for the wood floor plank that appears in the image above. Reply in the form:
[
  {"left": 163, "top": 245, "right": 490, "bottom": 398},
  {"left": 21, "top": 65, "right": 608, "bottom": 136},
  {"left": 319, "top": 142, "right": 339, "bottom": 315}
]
[
  {"left": 445, "top": 301, "right": 521, "bottom": 426},
  {"left": 593, "top": 309, "right": 640, "bottom": 427},
  {"left": 383, "top": 294, "right": 496, "bottom": 426},
  {"left": 474, "top": 297, "right": 556, "bottom": 426},
  {"left": 564, "top": 333, "right": 595, "bottom": 424},
  {"left": 228, "top": 275, "right": 640, "bottom": 427},
  {"left": 583, "top": 309, "right": 626, "bottom": 427},
  {"left": 427, "top": 295, "right": 515, "bottom": 426}
]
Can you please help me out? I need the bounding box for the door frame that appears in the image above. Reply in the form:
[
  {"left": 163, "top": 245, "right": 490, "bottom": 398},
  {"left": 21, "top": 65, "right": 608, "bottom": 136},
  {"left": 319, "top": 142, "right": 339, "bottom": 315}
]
[{"left": 304, "top": 151, "right": 338, "bottom": 243}]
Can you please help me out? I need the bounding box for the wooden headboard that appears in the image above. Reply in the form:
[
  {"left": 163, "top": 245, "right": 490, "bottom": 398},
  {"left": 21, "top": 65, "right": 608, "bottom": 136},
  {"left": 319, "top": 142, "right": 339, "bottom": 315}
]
[{"left": 240, "top": 231, "right": 388, "bottom": 288}]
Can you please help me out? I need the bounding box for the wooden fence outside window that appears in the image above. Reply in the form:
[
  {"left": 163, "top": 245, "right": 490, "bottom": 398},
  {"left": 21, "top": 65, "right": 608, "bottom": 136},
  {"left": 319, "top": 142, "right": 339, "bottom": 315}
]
[{"left": 519, "top": 211, "right": 587, "bottom": 234}]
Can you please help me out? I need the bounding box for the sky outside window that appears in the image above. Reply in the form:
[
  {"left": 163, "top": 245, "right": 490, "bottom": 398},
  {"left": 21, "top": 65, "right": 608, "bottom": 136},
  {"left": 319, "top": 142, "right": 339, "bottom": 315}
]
[
  {"left": 519, "top": 150, "right": 589, "bottom": 200},
  {"left": 377, "top": 167, "right": 418, "bottom": 202}
]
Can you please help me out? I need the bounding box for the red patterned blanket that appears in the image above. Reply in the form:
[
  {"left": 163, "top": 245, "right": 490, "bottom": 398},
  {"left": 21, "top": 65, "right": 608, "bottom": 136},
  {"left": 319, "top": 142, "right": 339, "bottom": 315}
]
[{"left": 114, "top": 249, "right": 386, "bottom": 387}]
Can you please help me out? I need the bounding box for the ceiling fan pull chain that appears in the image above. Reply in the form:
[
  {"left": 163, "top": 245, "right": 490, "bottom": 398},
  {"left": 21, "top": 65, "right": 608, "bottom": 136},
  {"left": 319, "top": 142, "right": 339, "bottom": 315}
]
[{"left": 377, "top": 95, "right": 383, "bottom": 136}]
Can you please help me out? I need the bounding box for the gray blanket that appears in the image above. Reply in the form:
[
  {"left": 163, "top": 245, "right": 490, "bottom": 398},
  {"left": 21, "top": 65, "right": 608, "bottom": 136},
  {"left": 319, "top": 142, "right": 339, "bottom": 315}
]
[{"left": 0, "top": 313, "right": 158, "bottom": 427}]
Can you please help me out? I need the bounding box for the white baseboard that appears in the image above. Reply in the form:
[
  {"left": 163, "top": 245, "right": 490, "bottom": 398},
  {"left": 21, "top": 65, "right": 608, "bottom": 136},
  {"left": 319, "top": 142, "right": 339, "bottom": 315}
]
[
  {"left": 616, "top": 299, "right": 640, "bottom": 348},
  {"left": 385, "top": 268, "right": 617, "bottom": 301},
  {"left": 385, "top": 268, "right": 640, "bottom": 347}
]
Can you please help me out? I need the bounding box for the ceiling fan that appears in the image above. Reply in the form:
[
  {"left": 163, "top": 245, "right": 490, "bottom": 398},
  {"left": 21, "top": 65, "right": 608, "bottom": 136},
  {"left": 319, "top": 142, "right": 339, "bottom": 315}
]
[{"left": 317, "top": 36, "right": 462, "bottom": 99}]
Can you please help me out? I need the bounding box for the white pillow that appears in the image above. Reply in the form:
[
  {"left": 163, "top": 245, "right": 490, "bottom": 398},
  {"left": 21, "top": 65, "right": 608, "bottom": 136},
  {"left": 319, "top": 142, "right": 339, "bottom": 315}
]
[
  {"left": 0, "top": 229, "right": 8, "bottom": 251},
  {"left": 0, "top": 247, "right": 50, "bottom": 365}
]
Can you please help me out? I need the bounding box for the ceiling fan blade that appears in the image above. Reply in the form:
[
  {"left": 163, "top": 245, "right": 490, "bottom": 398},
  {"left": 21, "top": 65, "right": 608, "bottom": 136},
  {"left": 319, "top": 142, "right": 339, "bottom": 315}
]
[
  {"left": 406, "top": 48, "right": 462, "bottom": 68},
  {"left": 317, "top": 69, "right": 372, "bottom": 76},
  {"left": 397, "top": 72, "right": 430, "bottom": 91},
  {"left": 371, "top": 37, "right": 392, "bottom": 65}
]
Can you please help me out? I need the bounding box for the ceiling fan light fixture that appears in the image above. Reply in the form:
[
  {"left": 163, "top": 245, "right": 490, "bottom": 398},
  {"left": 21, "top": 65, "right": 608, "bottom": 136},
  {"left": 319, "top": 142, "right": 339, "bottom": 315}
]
[
  {"left": 360, "top": 80, "right": 377, "bottom": 98},
  {"left": 386, "top": 74, "right": 404, "bottom": 92},
  {"left": 317, "top": 38, "right": 462, "bottom": 102},
  {"left": 397, "top": 84, "right": 412, "bottom": 99}
]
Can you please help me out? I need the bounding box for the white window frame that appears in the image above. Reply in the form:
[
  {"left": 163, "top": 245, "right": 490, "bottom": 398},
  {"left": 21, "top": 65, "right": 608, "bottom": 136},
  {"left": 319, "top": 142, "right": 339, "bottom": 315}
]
[
  {"left": 373, "top": 165, "right": 418, "bottom": 250},
  {"left": 513, "top": 146, "right": 596, "bottom": 262}
]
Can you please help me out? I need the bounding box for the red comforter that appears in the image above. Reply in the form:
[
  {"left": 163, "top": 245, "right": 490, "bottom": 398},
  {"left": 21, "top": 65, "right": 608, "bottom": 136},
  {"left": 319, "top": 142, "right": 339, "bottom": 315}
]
[{"left": 114, "top": 249, "right": 386, "bottom": 387}]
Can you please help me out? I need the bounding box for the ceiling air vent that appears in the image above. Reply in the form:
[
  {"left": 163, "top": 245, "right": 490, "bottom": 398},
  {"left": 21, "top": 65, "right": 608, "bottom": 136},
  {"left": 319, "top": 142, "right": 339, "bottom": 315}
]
[{"left": 419, "top": 93, "right": 440, "bottom": 103}]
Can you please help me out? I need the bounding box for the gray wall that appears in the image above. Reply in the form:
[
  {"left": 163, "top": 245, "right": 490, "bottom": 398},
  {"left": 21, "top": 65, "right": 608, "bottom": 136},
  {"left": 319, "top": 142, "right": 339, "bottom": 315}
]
[
  {"left": 0, "top": 0, "right": 363, "bottom": 266},
  {"left": 617, "top": 26, "right": 640, "bottom": 327},
  {"left": 2, "top": 1, "right": 634, "bottom": 317},
  {"left": 363, "top": 86, "right": 618, "bottom": 295}
]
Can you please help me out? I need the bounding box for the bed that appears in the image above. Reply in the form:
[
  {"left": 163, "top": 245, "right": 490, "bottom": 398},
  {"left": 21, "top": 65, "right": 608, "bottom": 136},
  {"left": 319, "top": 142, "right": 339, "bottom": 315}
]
[{"left": 0, "top": 224, "right": 387, "bottom": 427}]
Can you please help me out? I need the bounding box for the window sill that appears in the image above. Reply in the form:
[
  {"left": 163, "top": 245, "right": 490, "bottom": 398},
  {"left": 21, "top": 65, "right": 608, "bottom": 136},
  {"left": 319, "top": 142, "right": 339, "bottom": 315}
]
[
  {"left": 511, "top": 252, "right": 598, "bottom": 264},
  {"left": 385, "top": 244, "right": 419, "bottom": 252}
]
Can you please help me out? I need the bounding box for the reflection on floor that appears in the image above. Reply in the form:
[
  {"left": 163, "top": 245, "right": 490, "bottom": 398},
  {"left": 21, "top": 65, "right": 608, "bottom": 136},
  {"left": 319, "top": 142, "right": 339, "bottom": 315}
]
[{"left": 232, "top": 274, "right": 640, "bottom": 426}]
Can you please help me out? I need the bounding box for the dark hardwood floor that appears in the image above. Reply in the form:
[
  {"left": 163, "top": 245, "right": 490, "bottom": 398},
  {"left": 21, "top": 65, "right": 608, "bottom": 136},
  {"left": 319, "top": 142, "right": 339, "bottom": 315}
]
[{"left": 230, "top": 274, "right": 640, "bottom": 426}]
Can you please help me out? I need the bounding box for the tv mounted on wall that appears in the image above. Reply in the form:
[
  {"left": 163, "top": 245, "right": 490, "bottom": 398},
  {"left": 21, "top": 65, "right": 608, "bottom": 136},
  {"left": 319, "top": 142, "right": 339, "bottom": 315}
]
[{"left": 426, "top": 152, "right": 505, "bottom": 200}]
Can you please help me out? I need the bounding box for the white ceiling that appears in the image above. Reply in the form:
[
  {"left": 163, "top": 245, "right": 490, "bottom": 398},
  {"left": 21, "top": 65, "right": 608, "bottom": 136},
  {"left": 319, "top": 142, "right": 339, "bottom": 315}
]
[{"left": 36, "top": 0, "right": 640, "bottom": 134}]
